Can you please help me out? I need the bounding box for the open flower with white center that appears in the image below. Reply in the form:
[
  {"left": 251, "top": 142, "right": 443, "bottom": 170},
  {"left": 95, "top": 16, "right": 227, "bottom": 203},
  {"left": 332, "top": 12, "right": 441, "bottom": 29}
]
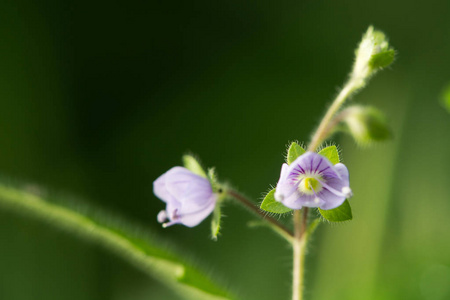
[
  {"left": 275, "top": 152, "right": 352, "bottom": 210},
  {"left": 153, "top": 167, "right": 217, "bottom": 227}
]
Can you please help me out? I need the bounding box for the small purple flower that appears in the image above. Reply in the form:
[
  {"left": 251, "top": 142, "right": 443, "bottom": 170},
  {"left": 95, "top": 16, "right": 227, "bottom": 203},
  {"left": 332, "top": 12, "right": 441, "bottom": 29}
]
[
  {"left": 275, "top": 152, "right": 352, "bottom": 210},
  {"left": 153, "top": 167, "right": 217, "bottom": 227}
]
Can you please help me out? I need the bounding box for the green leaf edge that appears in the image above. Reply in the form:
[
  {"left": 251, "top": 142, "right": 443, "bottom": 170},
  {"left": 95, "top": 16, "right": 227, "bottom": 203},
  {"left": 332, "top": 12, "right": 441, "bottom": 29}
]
[
  {"left": 183, "top": 155, "right": 207, "bottom": 178},
  {"left": 260, "top": 188, "right": 292, "bottom": 214},
  {"left": 369, "top": 49, "right": 395, "bottom": 69},
  {"left": 318, "top": 145, "right": 340, "bottom": 165},
  {"left": 0, "top": 183, "right": 235, "bottom": 300},
  {"left": 318, "top": 199, "right": 353, "bottom": 222},
  {"left": 287, "top": 142, "right": 306, "bottom": 165}
]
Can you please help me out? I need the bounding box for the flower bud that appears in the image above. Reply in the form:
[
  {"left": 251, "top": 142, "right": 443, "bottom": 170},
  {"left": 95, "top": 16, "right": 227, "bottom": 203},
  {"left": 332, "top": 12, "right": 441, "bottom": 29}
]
[
  {"left": 352, "top": 26, "right": 395, "bottom": 86},
  {"left": 342, "top": 106, "right": 392, "bottom": 145},
  {"left": 153, "top": 167, "right": 217, "bottom": 227}
]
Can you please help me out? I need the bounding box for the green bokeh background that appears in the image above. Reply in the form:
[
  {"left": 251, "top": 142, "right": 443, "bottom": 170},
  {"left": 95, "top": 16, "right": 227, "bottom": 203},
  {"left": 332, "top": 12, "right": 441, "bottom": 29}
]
[{"left": 1, "top": 0, "right": 449, "bottom": 299}]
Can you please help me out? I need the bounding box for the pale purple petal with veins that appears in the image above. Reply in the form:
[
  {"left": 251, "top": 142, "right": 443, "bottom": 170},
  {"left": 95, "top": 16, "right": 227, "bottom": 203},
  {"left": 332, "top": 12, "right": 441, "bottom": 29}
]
[{"left": 153, "top": 167, "right": 217, "bottom": 227}]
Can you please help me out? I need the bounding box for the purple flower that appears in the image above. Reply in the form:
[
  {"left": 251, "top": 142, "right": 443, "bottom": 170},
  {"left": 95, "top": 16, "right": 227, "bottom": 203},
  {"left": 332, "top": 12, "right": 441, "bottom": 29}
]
[
  {"left": 275, "top": 152, "right": 352, "bottom": 210},
  {"left": 153, "top": 167, "right": 217, "bottom": 227}
]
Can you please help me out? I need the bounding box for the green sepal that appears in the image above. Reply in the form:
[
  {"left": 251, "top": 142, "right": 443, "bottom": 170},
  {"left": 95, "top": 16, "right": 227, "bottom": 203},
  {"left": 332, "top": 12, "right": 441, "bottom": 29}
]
[
  {"left": 287, "top": 142, "right": 306, "bottom": 165},
  {"left": 183, "top": 155, "right": 207, "bottom": 178},
  {"left": 318, "top": 146, "right": 340, "bottom": 165},
  {"left": 369, "top": 49, "right": 395, "bottom": 69},
  {"left": 211, "top": 204, "right": 221, "bottom": 241},
  {"left": 207, "top": 168, "right": 220, "bottom": 192},
  {"left": 260, "top": 188, "right": 292, "bottom": 214},
  {"left": 318, "top": 199, "right": 352, "bottom": 222}
]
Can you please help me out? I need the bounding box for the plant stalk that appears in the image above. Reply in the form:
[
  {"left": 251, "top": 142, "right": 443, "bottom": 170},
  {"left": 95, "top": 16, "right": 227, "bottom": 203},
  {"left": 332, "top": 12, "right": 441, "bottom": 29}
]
[
  {"left": 292, "top": 208, "right": 309, "bottom": 300},
  {"left": 308, "top": 79, "right": 360, "bottom": 151},
  {"left": 226, "top": 189, "right": 294, "bottom": 243}
]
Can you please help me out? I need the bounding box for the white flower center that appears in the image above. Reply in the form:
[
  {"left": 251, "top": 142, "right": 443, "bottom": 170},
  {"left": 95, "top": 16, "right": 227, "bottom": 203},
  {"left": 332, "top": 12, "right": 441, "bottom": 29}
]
[{"left": 297, "top": 174, "right": 323, "bottom": 195}]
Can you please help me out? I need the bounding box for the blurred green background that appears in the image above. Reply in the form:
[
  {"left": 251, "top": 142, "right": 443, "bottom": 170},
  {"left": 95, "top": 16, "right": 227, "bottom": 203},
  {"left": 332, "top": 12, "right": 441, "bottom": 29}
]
[{"left": 1, "top": 0, "right": 450, "bottom": 299}]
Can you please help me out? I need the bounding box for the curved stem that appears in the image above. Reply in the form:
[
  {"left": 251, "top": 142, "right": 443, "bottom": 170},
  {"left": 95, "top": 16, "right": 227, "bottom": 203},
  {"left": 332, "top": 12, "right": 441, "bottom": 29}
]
[
  {"left": 308, "top": 79, "right": 360, "bottom": 152},
  {"left": 225, "top": 189, "right": 294, "bottom": 243}
]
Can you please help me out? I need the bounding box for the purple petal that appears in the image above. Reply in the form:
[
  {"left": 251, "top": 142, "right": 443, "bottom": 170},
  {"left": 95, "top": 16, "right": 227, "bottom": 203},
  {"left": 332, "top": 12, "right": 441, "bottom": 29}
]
[
  {"left": 317, "top": 163, "right": 350, "bottom": 210},
  {"left": 279, "top": 163, "right": 289, "bottom": 182},
  {"left": 333, "top": 163, "right": 350, "bottom": 183},
  {"left": 288, "top": 152, "right": 335, "bottom": 177},
  {"left": 279, "top": 192, "right": 304, "bottom": 209},
  {"left": 177, "top": 195, "right": 217, "bottom": 227},
  {"left": 154, "top": 166, "right": 217, "bottom": 227},
  {"left": 178, "top": 185, "right": 215, "bottom": 214},
  {"left": 275, "top": 163, "right": 297, "bottom": 202},
  {"left": 153, "top": 171, "right": 174, "bottom": 203},
  {"left": 316, "top": 189, "right": 346, "bottom": 210},
  {"left": 165, "top": 167, "right": 208, "bottom": 200},
  {"left": 299, "top": 194, "right": 325, "bottom": 207}
]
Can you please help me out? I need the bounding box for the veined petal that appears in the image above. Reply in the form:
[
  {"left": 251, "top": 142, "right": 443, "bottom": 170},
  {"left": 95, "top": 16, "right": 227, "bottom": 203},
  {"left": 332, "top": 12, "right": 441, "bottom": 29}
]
[
  {"left": 317, "top": 163, "right": 350, "bottom": 210},
  {"left": 333, "top": 163, "right": 350, "bottom": 182},
  {"left": 317, "top": 189, "right": 346, "bottom": 210},
  {"left": 288, "top": 152, "right": 337, "bottom": 177},
  {"left": 179, "top": 185, "right": 215, "bottom": 214},
  {"left": 165, "top": 167, "right": 210, "bottom": 200}
]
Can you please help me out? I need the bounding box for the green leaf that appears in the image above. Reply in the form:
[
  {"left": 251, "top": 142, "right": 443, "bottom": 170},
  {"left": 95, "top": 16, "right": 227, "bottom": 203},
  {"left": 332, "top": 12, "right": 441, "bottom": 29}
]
[
  {"left": 260, "top": 188, "right": 292, "bottom": 214},
  {"left": 318, "top": 200, "right": 352, "bottom": 222},
  {"left": 318, "top": 146, "right": 340, "bottom": 165},
  {"left": 183, "top": 155, "right": 207, "bottom": 178},
  {"left": 287, "top": 142, "right": 306, "bottom": 165},
  {"left": 211, "top": 204, "right": 221, "bottom": 241},
  {"left": 0, "top": 183, "right": 235, "bottom": 300},
  {"left": 369, "top": 49, "right": 395, "bottom": 69}
]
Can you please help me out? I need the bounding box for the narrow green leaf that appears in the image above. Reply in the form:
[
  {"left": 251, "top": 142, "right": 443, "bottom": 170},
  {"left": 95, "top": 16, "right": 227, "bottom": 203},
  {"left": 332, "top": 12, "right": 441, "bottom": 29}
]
[
  {"left": 260, "top": 188, "right": 292, "bottom": 214},
  {"left": 0, "top": 183, "right": 235, "bottom": 300},
  {"left": 183, "top": 155, "right": 207, "bottom": 178},
  {"left": 318, "top": 200, "right": 352, "bottom": 222},
  {"left": 287, "top": 142, "right": 306, "bottom": 165},
  {"left": 211, "top": 204, "right": 221, "bottom": 240},
  {"left": 318, "top": 146, "right": 340, "bottom": 165}
]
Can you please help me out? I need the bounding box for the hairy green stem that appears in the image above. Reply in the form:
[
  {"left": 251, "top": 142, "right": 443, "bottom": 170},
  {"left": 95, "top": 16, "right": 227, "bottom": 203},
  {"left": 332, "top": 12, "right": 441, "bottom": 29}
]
[
  {"left": 0, "top": 184, "right": 234, "bottom": 300},
  {"left": 308, "top": 79, "right": 361, "bottom": 152},
  {"left": 292, "top": 208, "right": 309, "bottom": 300},
  {"left": 226, "top": 189, "right": 294, "bottom": 243}
]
